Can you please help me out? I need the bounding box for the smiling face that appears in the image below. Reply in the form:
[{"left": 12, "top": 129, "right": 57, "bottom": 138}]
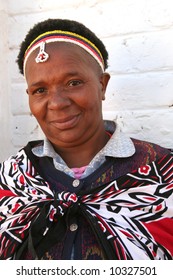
[{"left": 25, "top": 42, "right": 110, "bottom": 151}]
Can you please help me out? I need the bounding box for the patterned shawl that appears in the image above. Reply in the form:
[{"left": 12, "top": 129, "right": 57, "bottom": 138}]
[{"left": 0, "top": 148, "right": 173, "bottom": 260}]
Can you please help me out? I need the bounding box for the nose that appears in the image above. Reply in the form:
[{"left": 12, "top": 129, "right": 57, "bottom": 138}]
[{"left": 48, "top": 88, "right": 71, "bottom": 110}]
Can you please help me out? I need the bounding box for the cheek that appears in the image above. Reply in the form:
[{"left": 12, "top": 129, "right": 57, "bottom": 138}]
[
  {"left": 81, "top": 97, "right": 103, "bottom": 119},
  {"left": 28, "top": 97, "right": 36, "bottom": 115},
  {"left": 29, "top": 97, "right": 45, "bottom": 118},
  {"left": 79, "top": 84, "right": 103, "bottom": 108}
]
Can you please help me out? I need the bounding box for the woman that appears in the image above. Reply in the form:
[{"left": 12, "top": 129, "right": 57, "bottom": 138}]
[{"left": 0, "top": 18, "right": 173, "bottom": 260}]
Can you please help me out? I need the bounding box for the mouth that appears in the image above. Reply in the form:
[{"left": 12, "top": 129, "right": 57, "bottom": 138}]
[{"left": 50, "top": 114, "right": 81, "bottom": 130}]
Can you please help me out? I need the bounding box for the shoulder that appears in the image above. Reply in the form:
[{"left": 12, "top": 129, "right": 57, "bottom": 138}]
[
  {"left": 131, "top": 138, "right": 171, "bottom": 164},
  {"left": 24, "top": 140, "right": 44, "bottom": 151},
  {"left": 0, "top": 140, "right": 43, "bottom": 173},
  {"left": 109, "top": 138, "right": 172, "bottom": 178}
]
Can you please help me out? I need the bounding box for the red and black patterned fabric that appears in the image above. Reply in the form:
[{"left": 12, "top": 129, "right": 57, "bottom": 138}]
[{"left": 0, "top": 142, "right": 173, "bottom": 260}]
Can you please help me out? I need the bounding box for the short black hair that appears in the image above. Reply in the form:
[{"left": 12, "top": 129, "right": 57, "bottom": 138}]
[{"left": 16, "top": 18, "right": 109, "bottom": 75}]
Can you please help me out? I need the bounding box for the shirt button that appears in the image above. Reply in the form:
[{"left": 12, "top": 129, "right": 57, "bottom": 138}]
[
  {"left": 72, "top": 179, "right": 80, "bottom": 187},
  {"left": 70, "top": 223, "right": 78, "bottom": 232}
]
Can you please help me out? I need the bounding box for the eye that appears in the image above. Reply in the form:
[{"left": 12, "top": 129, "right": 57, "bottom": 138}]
[
  {"left": 68, "top": 80, "right": 83, "bottom": 87},
  {"left": 32, "top": 87, "right": 47, "bottom": 95}
]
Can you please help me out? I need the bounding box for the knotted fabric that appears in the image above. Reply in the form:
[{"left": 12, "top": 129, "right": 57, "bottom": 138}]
[{"left": 0, "top": 149, "right": 173, "bottom": 259}]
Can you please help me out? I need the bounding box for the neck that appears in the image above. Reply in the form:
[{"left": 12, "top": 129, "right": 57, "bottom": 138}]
[{"left": 52, "top": 123, "right": 110, "bottom": 168}]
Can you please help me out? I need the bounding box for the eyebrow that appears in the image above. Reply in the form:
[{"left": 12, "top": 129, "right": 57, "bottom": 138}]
[{"left": 29, "top": 71, "right": 83, "bottom": 87}]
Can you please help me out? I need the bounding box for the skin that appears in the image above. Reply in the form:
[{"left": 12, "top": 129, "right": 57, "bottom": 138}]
[{"left": 25, "top": 42, "right": 110, "bottom": 168}]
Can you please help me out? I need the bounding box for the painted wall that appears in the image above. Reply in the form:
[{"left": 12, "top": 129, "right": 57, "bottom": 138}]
[{"left": 0, "top": 0, "right": 173, "bottom": 161}]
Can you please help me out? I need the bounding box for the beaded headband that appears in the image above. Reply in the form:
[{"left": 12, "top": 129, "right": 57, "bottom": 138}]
[{"left": 23, "top": 30, "right": 105, "bottom": 74}]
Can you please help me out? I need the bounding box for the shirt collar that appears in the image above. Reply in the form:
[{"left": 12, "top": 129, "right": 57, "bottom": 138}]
[
  {"left": 103, "top": 121, "right": 135, "bottom": 158},
  {"left": 32, "top": 120, "right": 135, "bottom": 160}
]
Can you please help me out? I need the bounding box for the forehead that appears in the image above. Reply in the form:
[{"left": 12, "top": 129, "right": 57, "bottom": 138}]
[{"left": 25, "top": 42, "right": 100, "bottom": 77}]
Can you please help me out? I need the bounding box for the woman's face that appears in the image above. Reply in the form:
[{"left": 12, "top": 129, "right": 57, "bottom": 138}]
[{"left": 25, "top": 43, "right": 110, "bottom": 149}]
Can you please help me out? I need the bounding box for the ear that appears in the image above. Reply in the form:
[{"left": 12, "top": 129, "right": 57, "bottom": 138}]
[{"left": 100, "top": 72, "right": 110, "bottom": 100}]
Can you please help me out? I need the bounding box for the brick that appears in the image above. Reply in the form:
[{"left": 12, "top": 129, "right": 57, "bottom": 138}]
[
  {"left": 103, "top": 109, "right": 173, "bottom": 149},
  {"left": 105, "top": 29, "right": 173, "bottom": 74},
  {"left": 11, "top": 115, "right": 43, "bottom": 147},
  {"left": 103, "top": 72, "right": 173, "bottom": 111},
  {"left": 11, "top": 83, "right": 30, "bottom": 115},
  {"left": 1, "top": 0, "right": 173, "bottom": 160}
]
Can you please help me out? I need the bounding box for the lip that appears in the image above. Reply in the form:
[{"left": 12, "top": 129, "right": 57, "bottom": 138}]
[{"left": 50, "top": 114, "right": 81, "bottom": 130}]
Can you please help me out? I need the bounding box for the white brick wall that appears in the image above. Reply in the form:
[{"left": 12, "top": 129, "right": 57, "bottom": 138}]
[{"left": 0, "top": 0, "right": 173, "bottom": 161}]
